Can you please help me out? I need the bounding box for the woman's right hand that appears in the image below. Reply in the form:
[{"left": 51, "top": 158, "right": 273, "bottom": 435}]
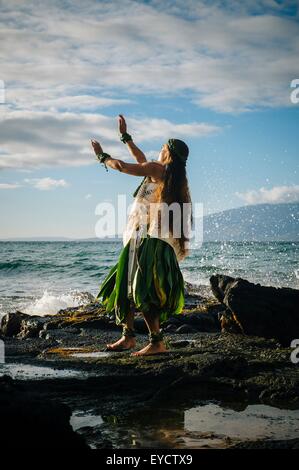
[
  {"left": 91, "top": 139, "right": 103, "bottom": 156},
  {"left": 118, "top": 114, "right": 127, "bottom": 134}
]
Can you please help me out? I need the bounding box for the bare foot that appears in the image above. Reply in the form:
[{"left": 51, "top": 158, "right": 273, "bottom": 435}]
[
  {"left": 106, "top": 336, "right": 136, "bottom": 351},
  {"left": 131, "top": 341, "right": 167, "bottom": 356}
]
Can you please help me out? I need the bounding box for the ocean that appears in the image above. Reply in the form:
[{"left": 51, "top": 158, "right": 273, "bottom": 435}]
[{"left": 0, "top": 240, "right": 298, "bottom": 318}]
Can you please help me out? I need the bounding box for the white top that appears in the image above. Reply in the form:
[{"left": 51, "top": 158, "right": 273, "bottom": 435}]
[{"left": 123, "top": 175, "right": 190, "bottom": 262}]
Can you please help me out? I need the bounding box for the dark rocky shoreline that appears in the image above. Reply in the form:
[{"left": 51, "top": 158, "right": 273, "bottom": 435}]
[{"left": 1, "top": 275, "right": 299, "bottom": 449}]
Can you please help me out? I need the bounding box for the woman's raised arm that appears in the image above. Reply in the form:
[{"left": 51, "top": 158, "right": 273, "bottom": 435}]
[
  {"left": 118, "top": 115, "right": 147, "bottom": 163},
  {"left": 91, "top": 139, "right": 164, "bottom": 180},
  {"left": 110, "top": 160, "right": 164, "bottom": 179}
]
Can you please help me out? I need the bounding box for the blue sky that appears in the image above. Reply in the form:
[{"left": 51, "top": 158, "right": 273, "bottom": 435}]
[{"left": 0, "top": 0, "right": 298, "bottom": 239}]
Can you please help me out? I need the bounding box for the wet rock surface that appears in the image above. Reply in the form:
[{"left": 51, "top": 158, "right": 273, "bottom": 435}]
[
  {"left": 1, "top": 279, "right": 299, "bottom": 449},
  {"left": 0, "top": 287, "right": 221, "bottom": 340}
]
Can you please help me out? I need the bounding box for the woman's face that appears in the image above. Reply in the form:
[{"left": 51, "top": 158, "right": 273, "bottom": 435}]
[{"left": 158, "top": 144, "right": 169, "bottom": 163}]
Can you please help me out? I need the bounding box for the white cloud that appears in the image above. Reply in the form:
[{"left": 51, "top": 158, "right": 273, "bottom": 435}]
[
  {"left": 7, "top": 92, "right": 132, "bottom": 112},
  {"left": 24, "top": 177, "right": 69, "bottom": 190},
  {"left": 0, "top": 183, "right": 21, "bottom": 189},
  {"left": 236, "top": 185, "right": 299, "bottom": 204},
  {"left": 0, "top": 110, "right": 219, "bottom": 169},
  {"left": 0, "top": 0, "right": 298, "bottom": 114},
  {"left": 0, "top": 1, "right": 297, "bottom": 171},
  {"left": 85, "top": 193, "right": 92, "bottom": 199},
  {"left": 130, "top": 119, "right": 220, "bottom": 141}
]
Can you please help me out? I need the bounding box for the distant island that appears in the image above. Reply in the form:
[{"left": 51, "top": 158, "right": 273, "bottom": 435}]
[
  {"left": 1, "top": 202, "right": 298, "bottom": 242},
  {"left": 204, "top": 202, "right": 299, "bottom": 242}
]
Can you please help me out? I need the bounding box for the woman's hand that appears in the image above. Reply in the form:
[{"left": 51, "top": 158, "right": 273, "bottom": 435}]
[
  {"left": 91, "top": 139, "right": 103, "bottom": 156},
  {"left": 91, "top": 138, "right": 124, "bottom": 172},
  {"left": 118, "top": 114, "right": 127, "bottom": 134}
]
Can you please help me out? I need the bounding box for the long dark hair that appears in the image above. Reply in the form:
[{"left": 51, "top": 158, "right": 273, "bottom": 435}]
[{"left": 155, "top": 148, "right": 193, "bottom": 258}]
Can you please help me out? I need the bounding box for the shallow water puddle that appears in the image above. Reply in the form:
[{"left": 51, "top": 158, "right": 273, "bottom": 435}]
[
  {"left": 185, "top": 403, "right": 299, "bottom": 441},
  {"left": 71, "top": 351, "right": 111, "bottom": 359},
  {"left": 71, "top": 410, "right": 104, "bottom": 431},
  {"left": 0, "top": 362, "right": 87, "bottom": 380},
  {"left": 71, "top": 402, "right": 299, "bottom": 449},
  {"left": 44, "top": 347, "right": 112, "bottom": 359}
]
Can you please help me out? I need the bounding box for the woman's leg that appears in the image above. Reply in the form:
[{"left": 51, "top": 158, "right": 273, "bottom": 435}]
[
  {"left": 131, "top": 311, "right": 167, "bottom": 356},
  {"left": 106, "top": 309, "right": 136, "bottom": 351}
]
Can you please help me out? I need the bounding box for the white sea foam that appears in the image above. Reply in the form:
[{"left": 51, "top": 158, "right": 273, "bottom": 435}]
[
  {"left": 22, "top": 290, "right": 93, "bottom": 316},
  {"left": 181, "top": 269, "right": 210, "bottom": 287},
  {"left": 295, "top": 269, "right": 299, "bottom": 280}
]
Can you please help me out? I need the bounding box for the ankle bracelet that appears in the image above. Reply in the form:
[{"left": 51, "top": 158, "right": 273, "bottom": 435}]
[
  {"left": 122, "top": 325, "right": 136, "bottom": 338},
  {"left": 149, "top": 330, "right": 164, "bottom": 344}
]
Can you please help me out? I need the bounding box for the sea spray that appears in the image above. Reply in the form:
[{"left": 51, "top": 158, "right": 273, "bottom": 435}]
[{"left": 22, "top": 290, "right": 94, "bottom": 316}]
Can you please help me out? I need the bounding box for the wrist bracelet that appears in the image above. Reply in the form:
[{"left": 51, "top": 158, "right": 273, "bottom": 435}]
[
  {"left": 96, "top": 152, "right": 111, "bottom": 171},
  {"left": 120, "top": 132, "right": 132, "bottom": 144},
  {"left": 96, "top": 152, "right": 110, "bottom": 163}
]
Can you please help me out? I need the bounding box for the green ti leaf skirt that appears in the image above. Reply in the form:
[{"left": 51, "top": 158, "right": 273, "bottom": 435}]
[{"left": 96, "top": 236, "right": 185, "bottom": 325}]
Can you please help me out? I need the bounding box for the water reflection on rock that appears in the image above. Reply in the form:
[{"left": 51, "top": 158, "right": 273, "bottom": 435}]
[{"left": 72, "top": 401, "right": 299, "bottom": 449}]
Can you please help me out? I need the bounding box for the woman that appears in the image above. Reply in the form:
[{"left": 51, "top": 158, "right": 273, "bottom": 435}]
[{"left": 91, "top": 115, "right": 192, "bottom": 356}]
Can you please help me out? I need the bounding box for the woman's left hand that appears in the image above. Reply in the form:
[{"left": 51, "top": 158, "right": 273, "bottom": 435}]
[{"left": 91, "top": 139, "right": 103, "bottom": 156}]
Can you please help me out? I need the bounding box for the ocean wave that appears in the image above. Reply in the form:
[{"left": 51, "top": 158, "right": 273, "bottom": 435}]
[
  {"left": 0, "top": 260, "right": 33, "bottom": 269},
  {"left": 0, "top": 259, "right": 54, "bottom": 272},
  {"left": 72, "top": 262, "right": 102, "bottom": 271},
  {"left": 22, "top": 290, "right": 94, "bottom": 316}
]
